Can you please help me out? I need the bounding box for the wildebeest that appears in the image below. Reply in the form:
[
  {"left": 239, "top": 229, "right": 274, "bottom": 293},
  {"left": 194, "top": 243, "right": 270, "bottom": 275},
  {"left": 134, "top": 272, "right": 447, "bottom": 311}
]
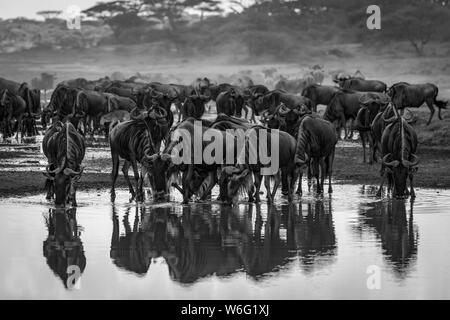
[
  {"left": 301, "top": 84, "right": 341, "bottom": 112},
  {"left": 242, "top": 84, "right": 270, "bottom": 122},
  {"left": 324, "top": 90, "right": 388, "bottom": 139},
  {"left": 0, "top": 77, "right": 41, "bottom": 115},
  {"left": 42, "top": 121, "right": 86, "bottom": 207},
  {"left": 353, "top": 92, "right": 391, "bottom": 163},
  {"left": 216, "top": 89, "right": 246, "bottom": 117},
  {"left": 254, "top": 90, "right": 312, "bottom": 116},
  {"left": 377, "top": 105, "right": 419, "bottom": 199},
  {"left": 100, "top": 110, "right": 131, "bottom": 139},
  {"left": 0, "top": 89, "right": 27, "bottom": 139},
  {"left": 109, "top": 107, "right": 169, "bottom": 202},
  {"left": 179, "top": 93, "right": 210, "bottom": 120},
  {"left": 388, "top": 82, "right": 448, "bottom": 125},
  {"left": 159, "top": 117, "right": 231, "bottom": 203},
  {"left": 294, "top": 115, "right": 337, "bottom": 195},
  {"left": 337, "top": 78, "right": 387, "bottom": 93},
  {"left": 219, "top": 126, "right": 298, "bottom": 204}
]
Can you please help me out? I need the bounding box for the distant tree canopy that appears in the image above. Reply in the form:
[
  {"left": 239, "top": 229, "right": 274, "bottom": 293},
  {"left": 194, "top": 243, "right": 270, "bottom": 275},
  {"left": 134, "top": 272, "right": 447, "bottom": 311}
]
[
  {"left": 36, "top": 10, "right": 63, "bottom": 20},
  {"left": 47, "top": 0, "right": 450, "bottom": 56}
]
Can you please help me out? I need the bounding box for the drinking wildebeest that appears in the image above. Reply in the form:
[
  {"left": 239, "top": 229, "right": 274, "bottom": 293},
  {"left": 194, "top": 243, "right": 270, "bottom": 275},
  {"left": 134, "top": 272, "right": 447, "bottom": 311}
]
[
  {"left": 388, "top": 82, "right": 448, "bottom": 125},
  {"left": 109, "top": 107, "right": 170, "bottom": 202},
  {"left": 159, "top": 117, "right": 233, "bottom": 204},
  {"left": 218, "top": 126, "right": 298, "bottom": 204},
  {"left": 377, "top": 105, "right": 419, "bottom": 199},
  {"left": 294, "top": 115, "right": 337, "bottom": 195},
  {"left": 42, "top": 121, "right": 86, "bottom": 207}
]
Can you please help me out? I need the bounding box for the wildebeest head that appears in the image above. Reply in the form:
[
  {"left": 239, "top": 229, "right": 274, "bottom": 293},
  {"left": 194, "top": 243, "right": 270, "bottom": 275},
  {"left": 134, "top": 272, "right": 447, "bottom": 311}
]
[
  {"left": 219, "top": 166, "right": 252, "bottom": 205},
  {"left": 142, "top": 153, "right": 171, "bottom": 202},
  {"left": 382, "top": 153, "right": 419, "bottom": 199},
  {"left": 182, "top": 94, "right": 210, "bottom": 119},
  {"left": 44, "top": 158, "right": 84, "bottom": 207}
]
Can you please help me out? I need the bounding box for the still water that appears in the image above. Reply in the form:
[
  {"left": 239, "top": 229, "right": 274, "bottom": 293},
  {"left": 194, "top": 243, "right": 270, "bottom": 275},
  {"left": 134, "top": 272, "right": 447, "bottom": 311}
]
[{"left": 0, "top": 184, "right": 449, "bottom": 299}]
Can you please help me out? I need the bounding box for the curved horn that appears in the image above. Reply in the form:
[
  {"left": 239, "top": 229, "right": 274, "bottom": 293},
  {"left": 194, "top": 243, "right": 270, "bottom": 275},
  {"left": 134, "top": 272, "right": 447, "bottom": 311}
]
[
  {"left": 382, "top": 104, "right": 399, "bottom": 123},
  {"left": 130, "top": 107, "right": 147, "bottom": 120},
  {"left": 145, "top": 152, "right": 159, "bottom": 162},
  {"left": 222, "top": 166, "right": 243, "bottom": 175},
  {"left": 63, "top": 167, "right": 84, "bottom": 176},
  {"left": 160, "top": 153, "right": 173, "bottom": 162},
  {"left": 46, "top": 160, "right": 65, "bottom": 174},
  {"left": 382, "top": 154, "right": 400, "bottom": 167},
  {"left": 278, "top": 104, "right": 291, "bottom": 115},
  {"left": 150, "top": 88, "right": 160, "bottom": 98},
  {"left": 149, "top": 107, "right": 168, "bottom": 120},
  {"left": 403, "top": 154, "right": 419, "bottom": 167}
]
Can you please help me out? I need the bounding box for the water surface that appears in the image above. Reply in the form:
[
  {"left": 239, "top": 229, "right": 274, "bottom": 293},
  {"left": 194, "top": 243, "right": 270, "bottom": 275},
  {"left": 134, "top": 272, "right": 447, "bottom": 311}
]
[{"left": 0, "top": 184, "right": 449, "bottom": 299}]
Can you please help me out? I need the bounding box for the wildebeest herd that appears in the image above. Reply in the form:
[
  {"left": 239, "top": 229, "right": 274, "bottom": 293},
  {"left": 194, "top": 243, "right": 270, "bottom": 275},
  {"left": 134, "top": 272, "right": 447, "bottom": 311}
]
[{"left": 0, "top": 70, "right": 447, "bottom": 207}]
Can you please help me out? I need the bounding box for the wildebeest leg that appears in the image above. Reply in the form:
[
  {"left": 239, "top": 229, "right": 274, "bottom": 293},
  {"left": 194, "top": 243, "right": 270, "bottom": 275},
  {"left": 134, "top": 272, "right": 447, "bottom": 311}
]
[
  {"left": 45, "top": 178, "right": 54, "bottom": 200},
  {"left": 327, "top": 152, "right": 335, "bottom": 194},
  {"left": 286, "top": 169, "right": 296, "bottom": 202},
  {"left": 200, "top": 172, "right": 217, "bottom": 201},
  {"left": 122, "top": 161, "right": 136, "bottom": 200},
  {"left": 319, "top": 158, "right": 326, "bottom": 194},
  {"left": 376, "top": 170, "right": 386, "bottom": 197},
  {"left": 296, "top": 169, "right": 303, "bottom": 196},
  {"left": 425, "top": 100, "right": 436, "bottom": 125},
  {"left": 130, "top": 159, "right": 143, "bottom": 202},
  {"left": 307, "top": 163, "right": 313, "bottom": 191},
  {"left": 253, "top": 172, "right": 262, "bottom": 203},
  {"left": 360, "top": 131, "right": 367, "bottom": 163},
  {"left": 182, "top": 165, "right": 194, "bottom": 204},
  {"left": 264, "top": 175, "right": 273, "bottom": 204},
  {"left": 409, "top": 173, "right": 416, "bottom": 199},
  {"left": 347, "top": 119, "right": 354, "bottom": 139},
  {"left": 110, "top": 152, "right": 120, "bottom": 202},
  {"left": 270, "top": 172, "right": 281, "bottom": 200},
  {"left": 281, "top": 171, "right": 288, "bottom": 195}
]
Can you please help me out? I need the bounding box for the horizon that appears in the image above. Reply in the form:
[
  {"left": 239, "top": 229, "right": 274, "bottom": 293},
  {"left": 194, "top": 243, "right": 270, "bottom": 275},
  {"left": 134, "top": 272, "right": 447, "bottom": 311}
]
[
  {"left": 0, "top": 0, "right": 249, "bottom": 20},
  {"left": 1, "top": 0, "right": 99, "bottom": 20}
]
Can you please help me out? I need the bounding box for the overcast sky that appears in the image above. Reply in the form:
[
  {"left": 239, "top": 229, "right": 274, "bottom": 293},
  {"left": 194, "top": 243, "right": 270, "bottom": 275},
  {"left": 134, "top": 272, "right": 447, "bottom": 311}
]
[{"left": 1, "top": 0, "right": 99, "bottom": 19}]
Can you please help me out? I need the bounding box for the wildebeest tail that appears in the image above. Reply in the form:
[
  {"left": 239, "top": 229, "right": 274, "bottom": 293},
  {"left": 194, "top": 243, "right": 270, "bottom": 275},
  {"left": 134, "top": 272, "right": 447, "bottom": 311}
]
[{"left": 434, "top": 87, "right": 448, "bottom": 109}]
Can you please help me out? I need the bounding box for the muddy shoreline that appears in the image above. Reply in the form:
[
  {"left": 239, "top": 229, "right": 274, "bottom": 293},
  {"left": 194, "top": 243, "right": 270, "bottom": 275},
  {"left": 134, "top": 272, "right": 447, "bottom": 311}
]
[{"left": 0, "top": 144, "right": 447, "bottom": 198}]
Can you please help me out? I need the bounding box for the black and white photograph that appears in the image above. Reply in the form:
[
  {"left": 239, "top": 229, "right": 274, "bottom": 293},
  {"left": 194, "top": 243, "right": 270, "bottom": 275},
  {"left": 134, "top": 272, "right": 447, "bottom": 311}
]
[{"left": 0, "top": 0, "right": 449, "bottom": 304}]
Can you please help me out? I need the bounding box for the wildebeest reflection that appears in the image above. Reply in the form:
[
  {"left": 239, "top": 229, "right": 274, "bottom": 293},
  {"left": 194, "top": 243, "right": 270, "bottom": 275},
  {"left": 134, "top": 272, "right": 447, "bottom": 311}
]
[
  {"left": 285, "top": 201, "right": 337, "bottom": 273},
  {"left": 357, "top": 187, "right": 418, "bottom": 278},
  {"left": 42, "top": 208, "right": 86, "bottom": 289},
  {"left": 110, "top": 202, "right": 339, "bottom": 283}
]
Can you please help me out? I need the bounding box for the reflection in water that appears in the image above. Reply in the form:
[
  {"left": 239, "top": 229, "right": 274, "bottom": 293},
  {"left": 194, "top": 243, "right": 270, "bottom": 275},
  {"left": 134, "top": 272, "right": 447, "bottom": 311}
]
[
  {"left": 110, "top": 200, "right": 337, "bottom": 284},
  {"left": 42, "top": 208, "right": 86, "bottom": 288},
  {"left": 287, "top": 201, "right": 336, "bottom": 273},
  {"left": 358, "top": 186, "right": 418, "bottom": 279}
]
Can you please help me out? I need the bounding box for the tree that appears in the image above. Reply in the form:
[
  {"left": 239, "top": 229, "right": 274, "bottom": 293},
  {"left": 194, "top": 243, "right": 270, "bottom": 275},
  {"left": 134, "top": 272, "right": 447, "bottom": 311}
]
[
  {"left": 382, "top": 2, "right": 450, "bottom": 55},
  {"left": 37, "top": 10, "right": 63, "bottom": 21},
  {"left": 83, "top": 1, "right": 148, "bottom": 38}
]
